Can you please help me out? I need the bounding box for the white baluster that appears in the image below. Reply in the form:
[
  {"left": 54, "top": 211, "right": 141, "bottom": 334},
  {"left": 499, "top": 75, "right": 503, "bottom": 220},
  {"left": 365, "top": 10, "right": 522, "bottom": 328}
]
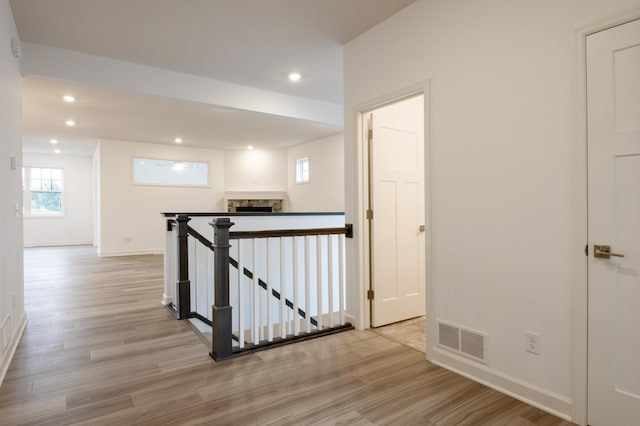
[
  {"left": 339, "top": 234, "right": 345, "bottom": 326},
  {"left": 162, "top": 224, "right": 176, "bottom": 306},
  {"left": 237, "top": 240, "right": 244, "bottom": 349},
  {"left": 293, "top": 236, "right": 299, "bottom": 336},
  {"left": 208, "top": 247, "right": 214, "bottom": 322},
  {"left": 279, "top": 237, "right": 286, "bottom": 339},
  {"left": 252, "top": 238, "right": 259, "bottom": 344},
  {"left": 316, "top": 235, "right": 323, "bottom": 330},
  {"left": 304, "top": 235, "right": 311, "bottom": 333},
  {"left": 190, "top": 237, "right": 196, "bottom": 314},
  {"left": 328, "top": 234, "right": 334, "bottom": 328},
  {"left": 266, "top": 238, "right": 273, "bottom": 342}
]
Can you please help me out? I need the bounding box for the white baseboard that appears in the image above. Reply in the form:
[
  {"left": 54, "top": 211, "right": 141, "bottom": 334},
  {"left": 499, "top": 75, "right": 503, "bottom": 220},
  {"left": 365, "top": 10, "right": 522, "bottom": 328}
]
[
  {"left": 162, "top": 294, "right": 173, "bottom": 306},
  {"left": 23, "top": 240, "right": 93, "bottom": 248},
  {"left": 97, "top": 249, "right": 163, "bottom": 257},
  {"left": 344, "top": 313, "right": 360, "bottom": 330},
  {"left": 0, "top": 311, "right": 27, "bottom": 386},
  {"left": 431, "top": 346, "right": 572, "bottom": 421}
]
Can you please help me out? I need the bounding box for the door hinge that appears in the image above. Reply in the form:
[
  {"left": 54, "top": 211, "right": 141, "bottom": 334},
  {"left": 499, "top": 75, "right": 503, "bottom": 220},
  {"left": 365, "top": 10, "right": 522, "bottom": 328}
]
[
  {"left": 368, "top": 129, "right": 373, "bottom": 140},
  {"left": 585, "top": 244, "right": 588, "bottom": 256},
  {"left": 366, "top": 209, "right": 373, "bottom": 220},
  {"left": 367, "top": 289, "right": 374, "bottom": 300}
]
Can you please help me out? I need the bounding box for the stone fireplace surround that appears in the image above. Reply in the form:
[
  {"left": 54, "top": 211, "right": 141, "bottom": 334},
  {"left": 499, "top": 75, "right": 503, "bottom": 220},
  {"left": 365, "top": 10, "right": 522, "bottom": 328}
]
[{"left": 224, "top": 191, "right": 286, "bottom": 213}]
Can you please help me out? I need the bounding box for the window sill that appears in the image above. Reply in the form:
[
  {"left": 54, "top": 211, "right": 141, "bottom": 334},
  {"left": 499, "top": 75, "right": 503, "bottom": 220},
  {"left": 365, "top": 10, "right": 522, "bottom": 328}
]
[{"left": 24, "top": 214, "right": 66, "bottom": 219}]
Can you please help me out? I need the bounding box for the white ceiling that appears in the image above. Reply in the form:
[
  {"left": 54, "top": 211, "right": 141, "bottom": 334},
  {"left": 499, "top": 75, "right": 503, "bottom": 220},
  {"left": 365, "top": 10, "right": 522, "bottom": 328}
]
[
  {"left": 22, "top": 76, "right": 343, "bottom": 155},
  {"left": 11, "top": 0, "right": 416, "bottom": 156}
]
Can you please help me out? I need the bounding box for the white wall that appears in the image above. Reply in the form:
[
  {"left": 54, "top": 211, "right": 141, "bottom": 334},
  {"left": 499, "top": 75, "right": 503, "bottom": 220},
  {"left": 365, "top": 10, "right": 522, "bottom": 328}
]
[
  {"left": 98, "top": 139, "right": 224, "bottom": 256},
  {"left": 92, "top": 144, "right": 101, "bottom": 247},
  {"left": 0, "top": 0, "right": 26, "bottom": 385},
  {"left": 224, "top": 148, "right": 287, "bottom": 192},
  {"left": 344, "top": 0, "right": 640, "bottom": 420},
  {"left": 23, "top": 153, "right": 93, "bottom": 247},
  {"left": 287, "top": 133, "right": 344, "bottom": 212}
]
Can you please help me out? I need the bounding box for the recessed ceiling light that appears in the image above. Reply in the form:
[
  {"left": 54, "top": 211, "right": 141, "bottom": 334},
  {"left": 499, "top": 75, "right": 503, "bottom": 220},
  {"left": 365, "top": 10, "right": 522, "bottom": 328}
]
[
  {"left": 288, "top": 72, "right": 301, "bottom": 82},
  {"left": 50, "top": 139, "right": 58, "bottom": 144},
  {"left": 63, "top": 95, "right": 75, "bottom": 103},
  {"left": 65, "top": 120, "right": 75, "bottom": 127},
  {"left": 53, "top": 149, "right": 61, "bottom": 154},
  {"left": 247, "top": 145, "right": 254, "bottom": 150},
  {"left": 175, "top": 137, "right": 182, "bottom": 144}
]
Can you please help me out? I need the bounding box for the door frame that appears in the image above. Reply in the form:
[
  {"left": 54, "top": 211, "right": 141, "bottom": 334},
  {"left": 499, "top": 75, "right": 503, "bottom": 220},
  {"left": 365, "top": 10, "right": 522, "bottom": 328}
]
[
  {"left": 572, "top": 9, "right": 640, "bottom": 425},
  {"left": 355, "top": 80, "right": 432, "bottom": 357}
]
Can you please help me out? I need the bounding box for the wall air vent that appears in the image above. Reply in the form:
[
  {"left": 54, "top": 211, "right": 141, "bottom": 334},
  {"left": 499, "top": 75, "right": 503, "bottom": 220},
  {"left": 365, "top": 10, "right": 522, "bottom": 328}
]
[
  {"left": 437, "top": 319, "right": 488, "bottom": 364},
  {"left": 438, "top": 322, "right": 460, "bottom": 351}
]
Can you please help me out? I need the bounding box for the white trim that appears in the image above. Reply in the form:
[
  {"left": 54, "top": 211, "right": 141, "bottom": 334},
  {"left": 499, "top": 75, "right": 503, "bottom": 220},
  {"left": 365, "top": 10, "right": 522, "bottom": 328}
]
[
  {"left": 0, "top": 312, "right": 27, "bottom": 386},
  {"left": 24, "top": 240, "right": 93, "bottom": 248},
  {"left": 23, "top": 214, "right": 66, "bottom": 219},
  {"left": 571, "top": 9, "right": 640, "bottom": 426},
  {"left": 431, "top": 347, "right": 572, "bottom": 421},
  {"left": 352, "top": 80, "right": 432, "bottom": 350},
  {"left": 97, "top": 249, "right": 163, "bottom": 257},
  {"left": 344, "top": 313, "right": 357, "bottom": 328}
]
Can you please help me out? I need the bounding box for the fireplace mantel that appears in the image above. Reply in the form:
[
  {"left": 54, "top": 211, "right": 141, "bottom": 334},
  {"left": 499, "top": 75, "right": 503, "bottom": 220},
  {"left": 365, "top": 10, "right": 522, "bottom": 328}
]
[{"left": 224, "top": 191, "right": 286, "bottom": 200}]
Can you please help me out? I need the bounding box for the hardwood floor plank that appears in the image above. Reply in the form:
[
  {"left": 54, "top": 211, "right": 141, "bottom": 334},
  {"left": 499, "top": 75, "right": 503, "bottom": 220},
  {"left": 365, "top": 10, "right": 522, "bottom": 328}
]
[
  {"left": 0, "top": 396, "right": 67, "bottom": 426},
  {"left": 0, "top": 246, "right": 576, "bottom": 425}
]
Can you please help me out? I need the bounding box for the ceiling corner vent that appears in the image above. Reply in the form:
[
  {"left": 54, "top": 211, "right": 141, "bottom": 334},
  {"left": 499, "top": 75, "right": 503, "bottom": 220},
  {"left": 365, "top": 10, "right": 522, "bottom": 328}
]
[{"left": 437, "top": 319, "right": 488, "bottom": 364}]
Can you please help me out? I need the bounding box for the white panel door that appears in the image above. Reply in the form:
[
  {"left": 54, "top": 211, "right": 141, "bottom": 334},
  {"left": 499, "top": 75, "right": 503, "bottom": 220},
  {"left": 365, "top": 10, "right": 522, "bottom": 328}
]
[
  {"left": 370, "top": 95, "right": 425, "bottom": 327},
  {"left": 587, "top": 18, "right": 640, "bottom": 426}
]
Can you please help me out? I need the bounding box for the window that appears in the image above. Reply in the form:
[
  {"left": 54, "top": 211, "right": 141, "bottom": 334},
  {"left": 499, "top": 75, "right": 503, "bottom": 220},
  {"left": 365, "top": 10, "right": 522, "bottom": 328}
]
[
  {"left": 296, "top": 157, "right": 310, "bottom": 184},
  {"left": 132, "top": 158, "right": 209, "bottom": 186},
  {"left": 23, "top": 167, "right": 64, "bottom": 215}
]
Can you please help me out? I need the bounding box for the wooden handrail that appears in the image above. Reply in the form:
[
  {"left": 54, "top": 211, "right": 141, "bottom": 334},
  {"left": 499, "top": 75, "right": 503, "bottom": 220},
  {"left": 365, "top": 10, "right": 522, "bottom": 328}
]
[
  {"left": 230, "top": 227, "right": 347, "bottom": 240},
  {"left": 187, "top": 225, "right": 215, "bottom": 251}
]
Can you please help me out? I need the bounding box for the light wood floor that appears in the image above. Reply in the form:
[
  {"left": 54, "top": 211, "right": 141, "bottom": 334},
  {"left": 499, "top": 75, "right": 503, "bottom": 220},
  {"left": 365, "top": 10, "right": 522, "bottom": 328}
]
[{"left": 0, "top": 246, "right": 575, "bottom": 425}]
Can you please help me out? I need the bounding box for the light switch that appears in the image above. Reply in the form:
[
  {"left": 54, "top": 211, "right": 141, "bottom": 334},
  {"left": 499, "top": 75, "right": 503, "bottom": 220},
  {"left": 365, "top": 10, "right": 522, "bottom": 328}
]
[{"left": 10, "top": 156, "right": 18, "bottom": 170}]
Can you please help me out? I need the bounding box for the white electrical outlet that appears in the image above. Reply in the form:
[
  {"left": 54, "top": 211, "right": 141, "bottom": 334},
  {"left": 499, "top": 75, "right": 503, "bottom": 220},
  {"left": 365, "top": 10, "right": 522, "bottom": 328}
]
[{"left": 525, "top": 331, "right": 541, "bottom": 355}]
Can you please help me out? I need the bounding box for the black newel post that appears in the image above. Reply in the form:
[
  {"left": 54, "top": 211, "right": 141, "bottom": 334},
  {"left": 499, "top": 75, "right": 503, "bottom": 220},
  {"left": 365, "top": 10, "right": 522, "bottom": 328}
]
[
  {"left": 210, "top": 218, "right": 234, "bottom": 361},
  {"left": 176, "top": 214, "right": 191, "bottom": 319}
]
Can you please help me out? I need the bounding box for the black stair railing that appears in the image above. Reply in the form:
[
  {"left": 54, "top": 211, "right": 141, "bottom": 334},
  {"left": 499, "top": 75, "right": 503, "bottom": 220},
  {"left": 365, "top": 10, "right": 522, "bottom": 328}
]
[
  {"left": 170, "top": 221, "right": 320, "bottom": 330},
  {"left": 165, "top": 214, "right": 353, "bottom": 361},
  {"left": 210, "top": 218, "right": 353, "bottom": 360}
]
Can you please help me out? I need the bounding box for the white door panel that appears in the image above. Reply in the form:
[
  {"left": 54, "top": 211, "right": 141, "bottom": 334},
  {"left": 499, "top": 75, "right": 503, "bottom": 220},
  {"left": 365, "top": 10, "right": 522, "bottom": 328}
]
[
  {"left": 370, "top": 95, "right": 425, "bottom": 326},
  {"left": 587, "top": 18, "right": 640, "bottom": 426}
]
